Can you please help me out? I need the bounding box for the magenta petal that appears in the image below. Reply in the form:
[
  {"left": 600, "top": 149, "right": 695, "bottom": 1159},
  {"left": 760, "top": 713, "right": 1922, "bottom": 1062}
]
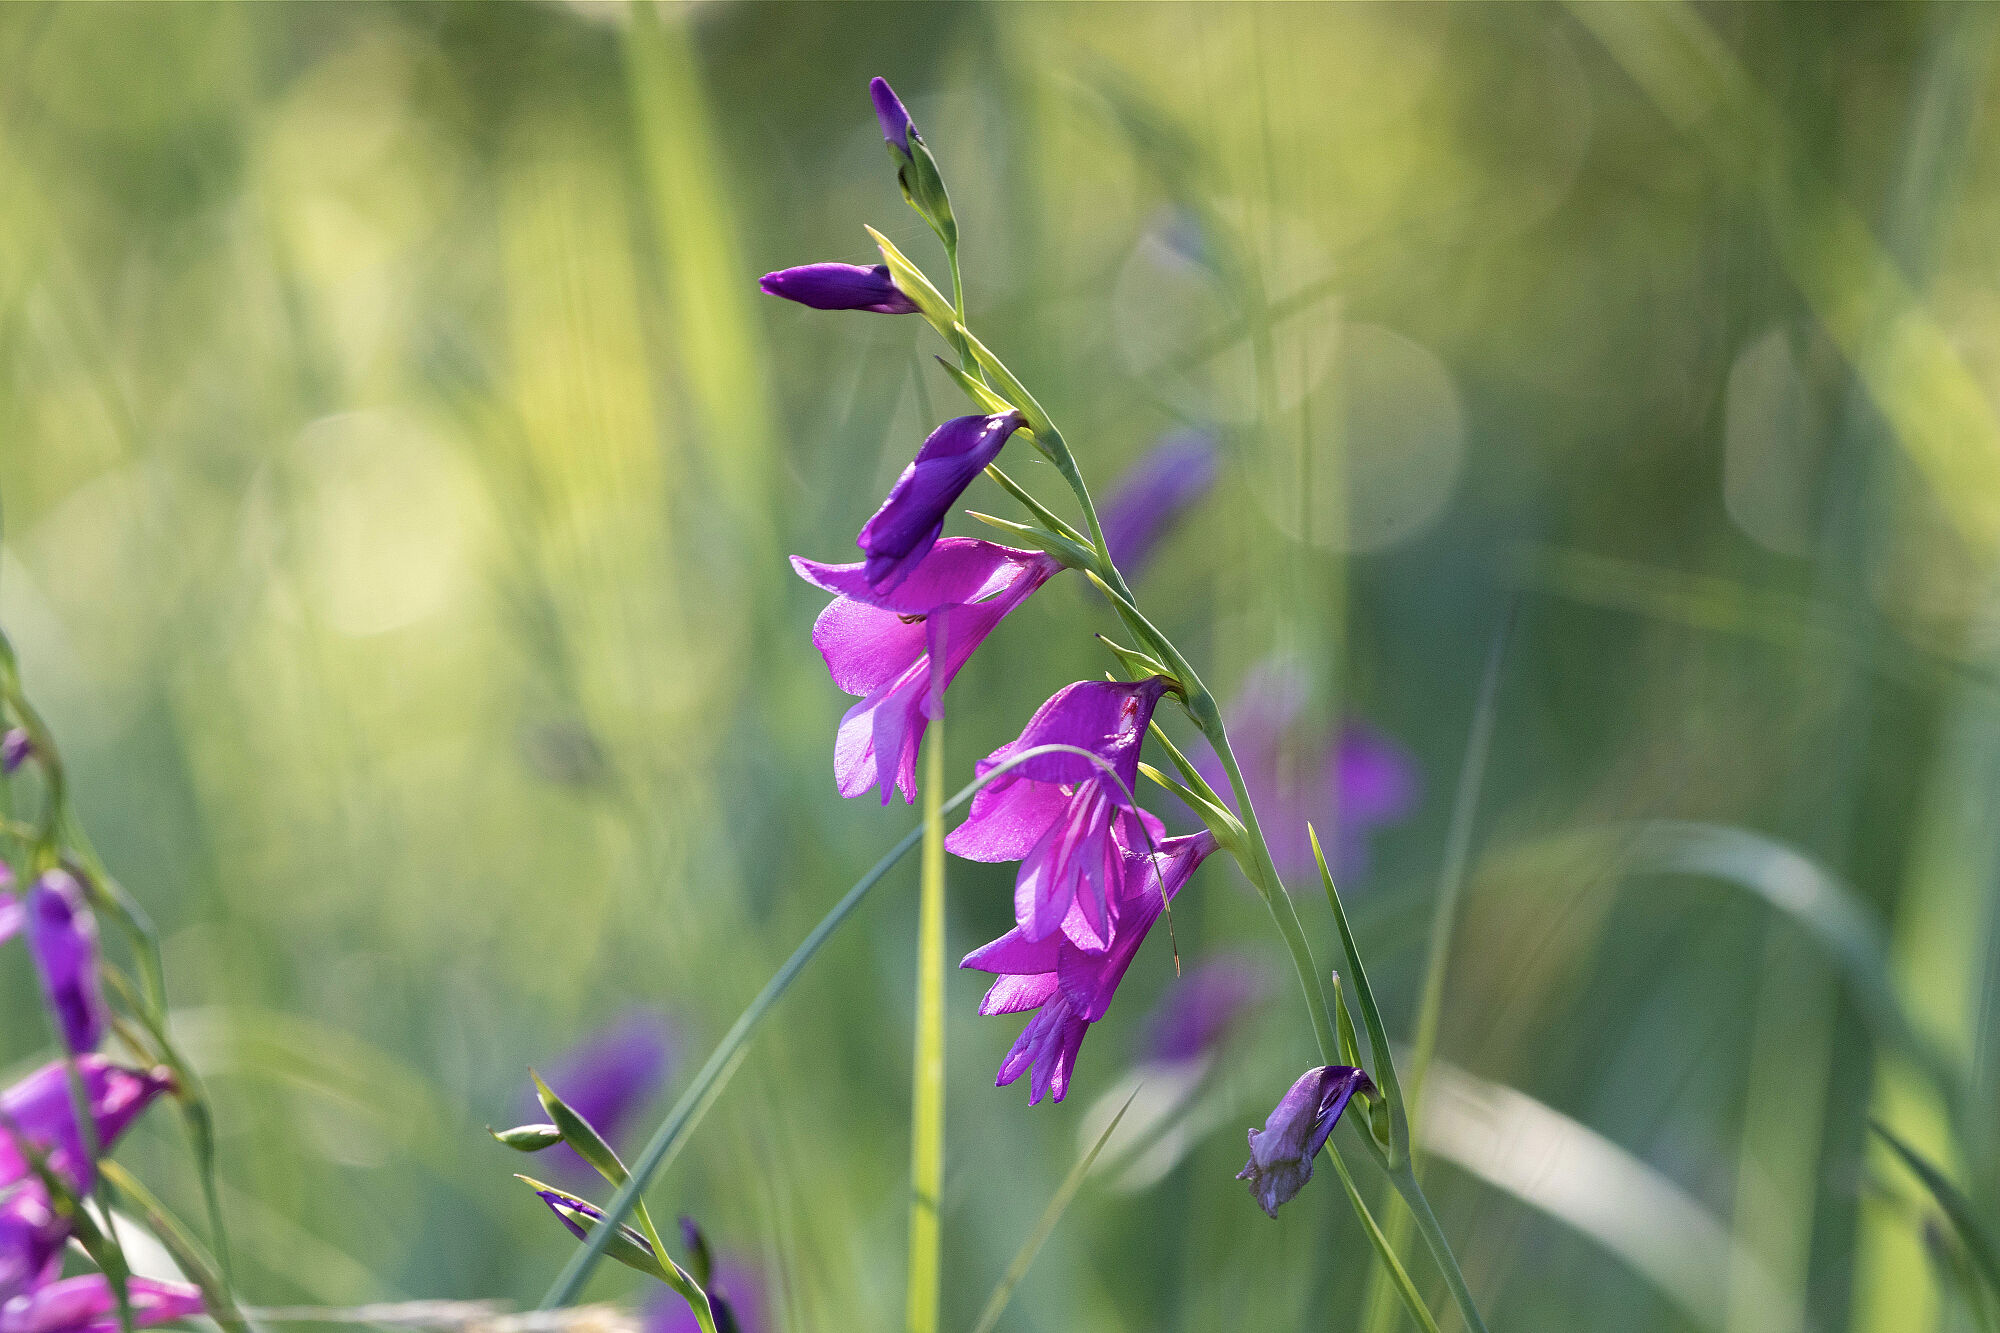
[
  {"left": 0, "top": 892, "right": 17, "bottom": 946},
  {"left": 1002, "top": 678, "right": 1169, "bottom": 793},
  {"left": 834, "top": 670, "right": 925, "bottom": 804},
  {"left": 793, "top": 540, "right": 1042, "bottom": 616},
  {"left": 946, "top": 776, "right": 1071, "bottom": 862},
  {"left": 961, "top": 927, "right": 1061, "bottom": 977},
  {"left": 978, "top": 972, "right": 1058, "bottom": 1016},
  {"left": 1, "top": 1276, "right": 204, "bottom": 1333},
  {"left": 0, "top": 1058, "right": 173, "bottom": 1195},
  {"left": 812, "top": 598, "right": 927, "bottom": 697}
]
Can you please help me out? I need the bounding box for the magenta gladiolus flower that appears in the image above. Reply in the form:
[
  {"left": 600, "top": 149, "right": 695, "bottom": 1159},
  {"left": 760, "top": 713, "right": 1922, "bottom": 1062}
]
[
  {"left": 857, "top": 412, "right": 1026, "bottom": 594},
  {"left": 869, "top": 77, "right": 915, "bottom": 151},
  {"left": 1140, "top": 954, "right": 1263, "bottom": 1064},
  {"left": 1195, "top": 660, "right": 1419, "bottom": 881},
  {"left": 0, "top": 1276, "right": 203, "bottom": 1333},
  {"left": 0, "top": 1058, "right": 173, "bottom": 1195},
  {"left": 948, "top": 677, "right": 1171, "bottom": 950},
  {"left": 759, "top": 263, "right": 918, "bottom": 315},
  {"left": 963, "top": 821, "right": 1217, "bottom": 1104},
  {"left": 795, "top": 539, "right": 1059, "bottom": 804},
  {"left": 1236, "top": 1064, "right": 1373, "bottom": 1218},
  {"left": 0, "top": 1188, "right": 63, "bottom": 1304},
  {"left": 24, "top": 872, "right": 104, "bottom": 1055},
  {"left": 1100, "top": 430, "right": 1219, "bottom": 574}
]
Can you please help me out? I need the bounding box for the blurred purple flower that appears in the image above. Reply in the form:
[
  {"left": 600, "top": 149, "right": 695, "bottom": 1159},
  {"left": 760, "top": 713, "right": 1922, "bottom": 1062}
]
[
  {"left": 795, "top": 540, "right": 1058, "bottom": 805},
  {"left": 528, "top": 1011, "right": 673, "bottom": 1172},
  {"left": 0, "top": 1058, "right": 173, "bottom": 1195},
  {"left": 1139, "top": 954, "right": 1264, "bottom": 1064},
  {"left": 869, "top": 77, "right": 915, "bottom": 151},
  {"left": 858, "top": 412, "right": 1026, "bottom": 594},
  {"left": 0, "top": 1276, "right": 203, "bottom": 1333},
  {"left": 1099, "top": 430, "right": 1219, "bottom": 574},
  {"left": 1236, "top": 1064, "right": 1373, "bottom": 1218},
  {"left": 1195, "top": 660, "right": 1419, "bottom": 882},
  {"left": 963, "top": 819, "right": 1218, "bottom": 1104},
  {"left": 647, "top": 1260, "right": 763, "bottom": 1333},
  {"left": 0, "top": 733, "right": 30, "bottom": 777},
  {"left": 0, "top": 1187, "right": 64, "bottom": 1304},
  {"left": 948, "top": 677, "right": 1171, "bottom": 951},
  {"left": 0, "top": 862, "right": 18, "bottom": 944},
  {"left": 758, "top": 263, "right": 917, "bottom": 315},
  {"left": 24, "top": 872, "right": 104, "bottom": 1055}
]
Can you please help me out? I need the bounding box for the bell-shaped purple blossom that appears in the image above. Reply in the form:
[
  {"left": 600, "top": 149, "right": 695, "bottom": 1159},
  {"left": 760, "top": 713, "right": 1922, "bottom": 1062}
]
[
  {"left": 794, "top": 539, "right": 1059, "bottom": 804},
  {"left": 529, "top": 1010, "right": 674, "bottom": 1177},
  {"left": 948, "top": 677, "right": 1172, "bottom": 951},
  {"left": 869, "top": 77, "right": 915, "bottom": 151},
  {"left": 0, "top": 1058, "right": 174, "bottom": 1195},
  {"left": 24, "top": 872, "right": 104, "bottom": 1055},
  {"left": 0, "top": 1276, "right": 203, "bottom": 1333},
  {"left": 857, "top": 412, "right": 1026, "bottom": 594},
  {"left": 0, "top": 1188, "right": 64, "bottom": 1304},
  {"left": 1235, "top": 1064, "right": 1373, "bottom": 1218},
  {"left": 963, "top": 820, "right": 1218, "bottom": 1104},
  {"left": 1099, "top": 430, "right": 1219, "bottom": 575},
  {"left": 1194, "top": 659, "right": 1420, "bottom": 881},
  {"left": 758, "top": 263, "right": 917, "bottom": 315},
  {"left": 1139, "top": 954, "right": 1264, "bottom": 1065}
]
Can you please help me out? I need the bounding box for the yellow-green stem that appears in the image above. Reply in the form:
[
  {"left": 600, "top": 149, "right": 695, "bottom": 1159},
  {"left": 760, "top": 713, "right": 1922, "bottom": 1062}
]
[{"left": 906, "top": 704, "right": 947, "bottom": 1333}]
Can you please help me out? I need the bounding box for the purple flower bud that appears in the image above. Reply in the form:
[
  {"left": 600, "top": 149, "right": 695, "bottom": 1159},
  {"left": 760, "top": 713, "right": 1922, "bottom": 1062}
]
[
  {"left": 794, "top": 539, "right": 1059, "bottom": 804},
  {"left": 948, "top": 677, "right": 1172, "bottom": 951},
  {"left": 0, "top": 1058, "right": 174, "bottom": 1196},
  {"left": 0, "top": 1187, "right": 64, "bottom": 1304},
  {"left": 529, "top": 1011, "right": 673, "bottom": 1176},
  {"left": 646, "top": 1259, "right": 764, "bottom": 1333},
  {"left": 1100, "top": 430, "right": 1219, "bottom": 574},
  {"left": 0, "top": 1276, "right": 203, "bottom": 1333},
  {"left": 24, "top": 872, "right": 105, "bottom": 1055},
  {"left": 857, "top": 412, "right": 1026, "bottom": 594},
  {"left": 1140, "top": 955, "right": 1264, "bottom": 1064},
  {"left": 869, "top": 77, "right": 915, "bottom": 151},
  {"left": 530, "top": 1184, "right": 653, "bottom": 1256},
  {"left": 0, "top": 732, "right": 31, "bottom": 777},
  {"left": 758, "top": 263, "right": 918, "bottom": 315},
  {"left": 962, "top": 821, "right": 1218, "bottom": 1104},
  {"left": 1235, "top": 1065, "right": 1372, "bottom": 1218}
]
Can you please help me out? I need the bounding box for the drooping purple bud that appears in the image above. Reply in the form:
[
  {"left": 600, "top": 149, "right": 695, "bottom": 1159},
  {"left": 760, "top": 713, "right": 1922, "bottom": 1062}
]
[
  {"left": 0, "top": 1275, "right": 204, "bottom": 1333},
  {"left": 24, "top": 872, "right": 105, "bottom": 1055},
  {"left": 1235, "top": 1065, "right": 1372, "bottom": 1218},
  {"left": 759, "top": 263, "right": 918, "bottom": 315},
  {"left": 1100, "top": 430, "right": 1220, "bottom": 574},
  {"left": 0, "top": 1058, "right": 174, "bottom": 1195},
  {"left": 857, "top": 412, "right": 1025, "bottom": 594},
  {"left": 1139, "top": 955, "right": 1264, "bottom": 1064},
  {"left": 0, "top": 732, "right": 31, "bottom": 777},
  {"left": 869, "top": 77, "right": 915, "bottom": 150}
]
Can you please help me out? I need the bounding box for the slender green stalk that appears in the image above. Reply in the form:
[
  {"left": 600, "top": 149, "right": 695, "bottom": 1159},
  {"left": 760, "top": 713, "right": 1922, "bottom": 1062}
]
[
  {"left": 1327, "top": 1147, "right": 1442, "bottom": 1333},
  {"left": 1362, "top": 612, "right": 1511, "bottom": 1333},
  {"left": 905, "top": 694, "right": 947, "bottom": 1333}
]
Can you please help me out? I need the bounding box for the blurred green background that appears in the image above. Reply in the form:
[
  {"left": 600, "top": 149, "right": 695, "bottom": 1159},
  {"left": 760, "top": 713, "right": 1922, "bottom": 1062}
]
[{"left": 5, "top": 2, "right": 2000, "bottom": 1330}]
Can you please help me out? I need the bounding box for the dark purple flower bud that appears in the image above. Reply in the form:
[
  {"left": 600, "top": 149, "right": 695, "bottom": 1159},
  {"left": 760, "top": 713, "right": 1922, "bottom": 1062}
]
[
  {"left": 869, "top": 77, "right": 915, "bottom": 151},
  {"left": 1100, "top": 430, "right": 1219, "bottom": 574},
  {"left": 1140, "top": 955, "right": 1264, "bottom": 1064},
  {"left": 0, "top": 1276, "right": 203, "bottom": 1333},
  {"left": 0, "top": 1058, "right": 174, "bottom": 1196},
  {"left": 1235, "top": 1064, "right": 1373, "bottom": 1218},
  {"left": 530, "top": 1185, "right": 653, "bottom": 1255},
  {"left": 1193, "top": 660, "right": 1420, "bottom": 882},
  {"left": 794, "top": 540, "right": 1059, "bottom": 804},
  {"left": 857, "top": 412, "right": 1026, "bottom": 594},
  {"left": 528, "top": 1011, "right": 673, "bottom": 1175},
  {"left": 676, "top": 1215, "right": 713, "bottom": 1287},
  {"left": 962, "top": 818, "right": 1218, "bottom": 1104},
  {"left": 0, "top": 732, "right": 31, "bottom": 777},
  {"left": 948, "top": 677, "right": 1172, "bottom": 951},
  {"left": 0, "top": 1186, "right": 65, "bottom": 1303},
  {"left": 24, "top": 872, "right": 104, "bottom": 1055},
  {"left": 758, "top": 263, "right": 918, "bottom": 315}
]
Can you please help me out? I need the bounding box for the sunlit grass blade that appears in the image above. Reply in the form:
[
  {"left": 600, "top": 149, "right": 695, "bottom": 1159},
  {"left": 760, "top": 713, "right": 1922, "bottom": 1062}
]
[
  {"left": 967, "top": 1086, "right": 1140, "bottom": 1333},
  {"left": 1873, "top": 1121, "right": 2000, "bottom": 1300}
]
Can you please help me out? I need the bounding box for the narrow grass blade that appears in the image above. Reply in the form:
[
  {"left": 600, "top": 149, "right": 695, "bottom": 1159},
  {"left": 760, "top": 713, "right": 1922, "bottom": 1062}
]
[
  {"left": 1325, "top": 1146, "right": 1441, "bottom": 1333},
  {"left": 1873, "top": 1121, "right": 2000, "bottom": 1300},
  {"left": 1310, "top": 826, "right": 1408, "bottom": 1163},
  {"left": 967, "top": 1087, "right": 1140, "bottom": 1333}
]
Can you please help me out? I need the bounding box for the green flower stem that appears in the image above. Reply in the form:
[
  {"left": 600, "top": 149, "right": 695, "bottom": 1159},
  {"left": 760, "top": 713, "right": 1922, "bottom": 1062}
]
[
  {"left": 905, "top": 702, "right": 947, "bottom": 1333},
  {"left": 1327, "top": 1146, "right": 1441, "bottom": 1333}
]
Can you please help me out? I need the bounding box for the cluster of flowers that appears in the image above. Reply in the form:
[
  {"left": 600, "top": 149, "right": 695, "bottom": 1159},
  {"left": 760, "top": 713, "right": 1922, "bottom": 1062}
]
[{"left": 0, "top": 849, "right": 203, "bottom": 1333}]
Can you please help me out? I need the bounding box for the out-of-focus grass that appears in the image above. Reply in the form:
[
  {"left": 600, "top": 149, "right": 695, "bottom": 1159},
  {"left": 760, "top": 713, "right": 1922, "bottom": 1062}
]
[{"left": 6, "top": 3, "right": 2000, "bottom": 1330}]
